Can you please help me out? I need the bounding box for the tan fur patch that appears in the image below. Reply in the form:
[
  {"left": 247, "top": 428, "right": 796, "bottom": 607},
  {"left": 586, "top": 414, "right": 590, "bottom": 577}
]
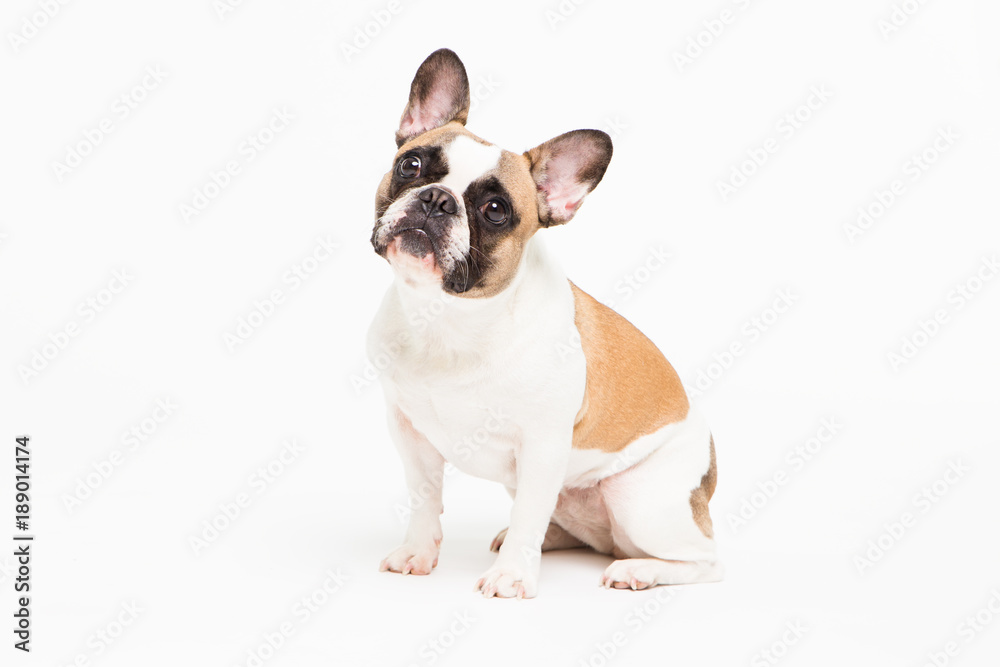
[
  {"left": 468, "top": 237, "right": 515, "bottom": 297},
  {"left": 397, "top": 122, "right": 490, "bottom": 156},
  {"left": 494, "top": 149, "right": 540, "bottom": 230},
  {"left": 689, "top": 436, "right": 717, "bottom": 538},
  {"left": 570, "top": 282, "right": 689, "bottom": 452}
]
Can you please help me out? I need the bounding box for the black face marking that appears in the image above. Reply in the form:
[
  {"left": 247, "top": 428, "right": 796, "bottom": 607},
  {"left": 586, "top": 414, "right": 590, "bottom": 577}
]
[
  {"left": 376, "top": 145, "right": 448, "bottom": 220},
  {"left": 464, "top": 176, "right": 520, "bottom": 234},
  {"left": 396, "top": 229, "right": 434, "bottom": 256},
  {"left": 442, "top": 176, "right": 521, "bottom": 294}
]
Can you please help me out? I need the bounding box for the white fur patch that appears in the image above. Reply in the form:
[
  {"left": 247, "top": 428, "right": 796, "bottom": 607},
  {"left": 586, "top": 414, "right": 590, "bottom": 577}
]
[
  {"left": 600, "top": 410, "right": 717, "bottom": 563},
  {"left": 564, "top": 411, "right": 710, "bottom": 489},
  {"left": 440, "top": 135, "right": 501, "bottom": 196}
]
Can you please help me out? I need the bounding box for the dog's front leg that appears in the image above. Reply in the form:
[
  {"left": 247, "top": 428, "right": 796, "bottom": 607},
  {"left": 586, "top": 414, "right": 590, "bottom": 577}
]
[
  {"left": 379, "top": 406, "right": 445, "bottom": 576},
  {"left": 475, "top": 429, "right": 570, "bottom": 599}
]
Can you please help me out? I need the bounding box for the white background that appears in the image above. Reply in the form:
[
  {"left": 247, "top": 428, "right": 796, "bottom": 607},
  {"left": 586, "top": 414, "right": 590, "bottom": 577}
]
[{"left": 2, "top": 0, "right": 999, "bottom": 665}]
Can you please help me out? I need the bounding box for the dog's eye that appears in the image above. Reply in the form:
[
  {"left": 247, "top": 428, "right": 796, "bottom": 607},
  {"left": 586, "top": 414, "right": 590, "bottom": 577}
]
[
  {"left": 396, "top": 155, "right": 421, "bottom": 179},
  {"left": 482, "top": 199, "right": 508, "bottom": 224}
]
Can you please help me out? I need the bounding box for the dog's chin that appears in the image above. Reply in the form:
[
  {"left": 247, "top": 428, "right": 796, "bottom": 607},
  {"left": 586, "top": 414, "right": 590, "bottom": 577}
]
[{"left": 386, "top": 230, "right": 444, "bottom": 286}]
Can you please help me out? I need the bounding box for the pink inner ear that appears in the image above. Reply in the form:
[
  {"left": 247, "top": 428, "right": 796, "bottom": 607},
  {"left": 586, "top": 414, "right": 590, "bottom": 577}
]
[
  {"left": 399, "top": 108, "right": 420, "bottom": 136},
  {"left": 400, "top": 83, "right": 456, "bottom": 138},
  {"left": 399, "top": 104, "right": 435, "bottom": 138},
  {"left": 540, "top": 148, "right": 591, "bottom": 220},
  {"left": 542, "top": 180, "right": 589, "bottom": 218}
]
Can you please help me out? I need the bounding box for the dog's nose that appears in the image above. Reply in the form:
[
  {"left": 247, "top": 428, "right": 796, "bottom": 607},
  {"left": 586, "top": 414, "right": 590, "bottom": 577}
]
[{"left": 418, "top": 187, "right": 459, "bottom": 217}]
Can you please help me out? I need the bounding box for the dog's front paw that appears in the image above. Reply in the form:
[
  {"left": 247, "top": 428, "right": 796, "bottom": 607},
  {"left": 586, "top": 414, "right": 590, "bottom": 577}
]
[
  {"left": 474, "top": 566, "right": 537, "bottom": 599},
  {"left": 379, "top": 543, "right": 439, "bottom": 575}
]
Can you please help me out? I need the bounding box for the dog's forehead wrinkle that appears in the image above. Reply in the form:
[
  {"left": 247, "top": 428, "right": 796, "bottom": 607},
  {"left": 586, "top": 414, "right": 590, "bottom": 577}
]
[{"left": 440, "top": 134, "right": 502, "bottom": 196}]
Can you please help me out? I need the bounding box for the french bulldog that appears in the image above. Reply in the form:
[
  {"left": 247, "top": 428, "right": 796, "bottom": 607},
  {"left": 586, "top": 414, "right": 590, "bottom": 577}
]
[{"left": 369, "top": 49, "right": 721, "bottom": 598}]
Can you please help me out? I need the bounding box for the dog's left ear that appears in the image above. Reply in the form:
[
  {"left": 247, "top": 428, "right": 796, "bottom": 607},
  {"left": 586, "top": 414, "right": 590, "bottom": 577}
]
[
  {"left": 525, "top": 130, "right": 613, "bottom": 226},
  {"left": 396, "top": 49, "right": 471, "bottom": 147}
]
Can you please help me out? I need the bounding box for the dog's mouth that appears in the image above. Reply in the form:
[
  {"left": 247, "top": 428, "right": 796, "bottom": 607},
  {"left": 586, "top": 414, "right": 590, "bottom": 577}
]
[
  {"left": 392, "top": 228, "right": 435, "bottom": 258},
  {"left": 373, "top": 220, "right": 438, "bottom": 259},
  {"left": 373, "top": 202, "right": 472, "bottom": 290},
  {"left": 383, "top": 227, "right": 444, "bottom": 282}
]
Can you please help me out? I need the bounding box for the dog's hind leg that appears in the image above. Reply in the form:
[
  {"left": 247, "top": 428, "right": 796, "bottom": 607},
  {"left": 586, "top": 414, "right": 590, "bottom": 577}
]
[{"left": 598, "top": 416, "right": 723, "bottom": 589}]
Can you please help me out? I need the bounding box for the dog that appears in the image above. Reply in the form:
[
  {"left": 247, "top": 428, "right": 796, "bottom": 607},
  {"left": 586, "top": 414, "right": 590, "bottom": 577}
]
[{"left": 368, "top": 49, "right": 721, "bottom": 598}]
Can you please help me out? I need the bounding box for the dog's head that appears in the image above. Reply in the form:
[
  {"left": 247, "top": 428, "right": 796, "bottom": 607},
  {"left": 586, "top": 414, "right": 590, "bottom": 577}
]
[{"left": 371, "top": 49, "right": 612, "bottom": 298}]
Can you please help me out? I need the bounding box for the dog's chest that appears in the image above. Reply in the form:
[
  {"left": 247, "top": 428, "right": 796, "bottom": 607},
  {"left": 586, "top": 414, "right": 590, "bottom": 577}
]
[
  {"left": 370, "top": 251, "right": 586, "bottom": 486},
  {"left": 391, "top": 371, "right": 522, "bottom": 485}
]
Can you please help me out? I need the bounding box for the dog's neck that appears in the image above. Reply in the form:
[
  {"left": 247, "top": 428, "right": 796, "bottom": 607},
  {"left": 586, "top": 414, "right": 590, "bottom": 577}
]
[{"left": 391, "top": 236, "right": 563, "bottom": 351}]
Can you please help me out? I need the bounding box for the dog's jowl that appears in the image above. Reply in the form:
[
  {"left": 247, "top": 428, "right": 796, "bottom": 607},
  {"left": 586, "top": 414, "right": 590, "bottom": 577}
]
[{"left": 369, "top": 49, "right": 722, "bottom": 598}]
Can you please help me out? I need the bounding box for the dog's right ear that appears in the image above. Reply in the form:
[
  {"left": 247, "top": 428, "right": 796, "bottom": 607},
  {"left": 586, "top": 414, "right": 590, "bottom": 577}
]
[{"left": 396, "top": 49, "right": 471, "bottom": 148}]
